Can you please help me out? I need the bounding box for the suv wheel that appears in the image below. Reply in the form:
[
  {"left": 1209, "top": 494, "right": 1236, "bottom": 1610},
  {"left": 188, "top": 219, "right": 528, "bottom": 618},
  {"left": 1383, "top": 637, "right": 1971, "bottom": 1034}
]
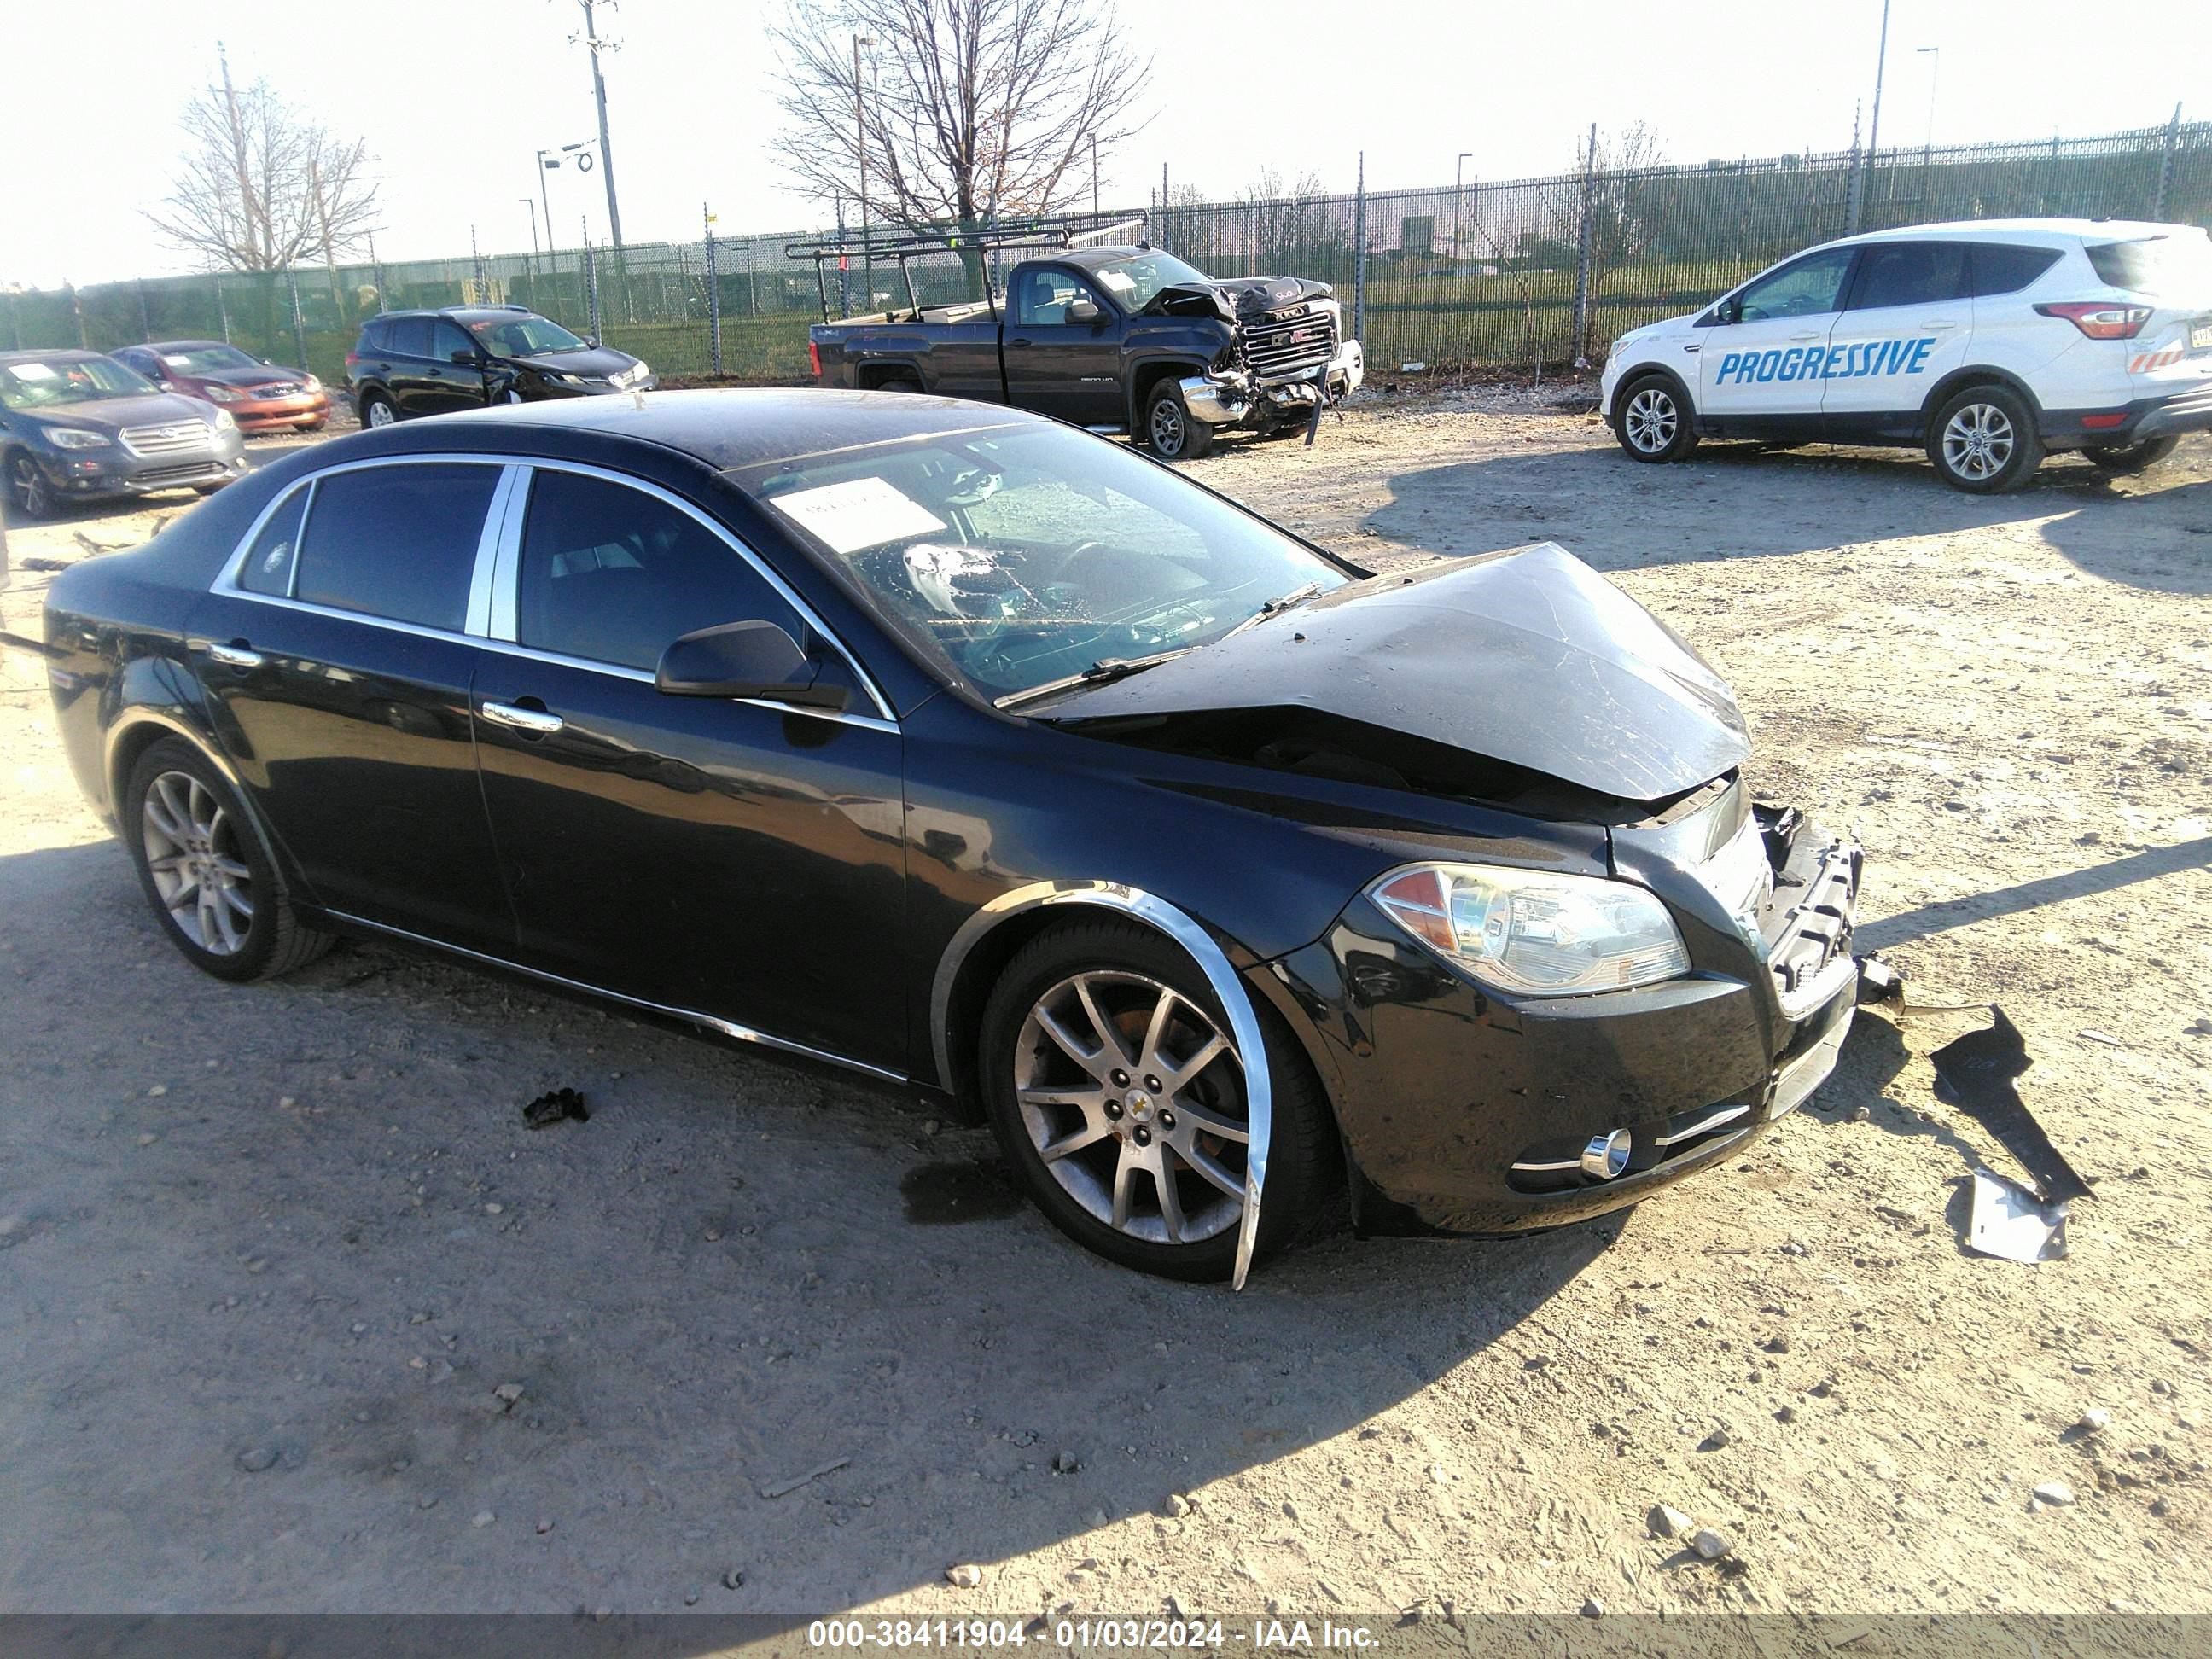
[
  {"left": 1928, "top": 384, "right": 2043, "bottom": 492},
  {"left": 979, "top": 918, "right": 1336, "bottom": 1280},
  {"left": 1614, "top": 375, "right": 1699, "bottom": 463},
  {"left": 1144, "top": 381, "right": 1214, "bottom": 463},
  {"left": 2084, "top": 435, "right": 2180, "bottom": 476},
  {"left": 359, "top": 392, "right": 397, "bottom": 429}
]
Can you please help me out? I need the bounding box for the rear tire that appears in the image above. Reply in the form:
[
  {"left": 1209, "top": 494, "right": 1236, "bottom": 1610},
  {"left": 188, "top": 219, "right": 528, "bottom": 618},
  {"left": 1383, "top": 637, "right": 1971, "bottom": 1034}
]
[
  {"left": 2084, "top": 435, "right": 2180, "bottom": 475},
  {"left": 1613, "top": 375, "right": 1699, "bottom": 463},
  {"left": 124, "top": 739, "right": 335, "bottom": 983},
  {"left": 872, "top": 372, "right": 924, "bottom": 393},
  {"left": 1928, "top": 383, "right": 2043, "bottom": 492},
  {"left": 1144, "top": 381, "right": 1214, "bottom": 462},
  {"left": 979, "top": 917, "right": 1336, "bottom": 1280},
  {"left": 358, "top": 391, "right": 398, "bottom": 429}
]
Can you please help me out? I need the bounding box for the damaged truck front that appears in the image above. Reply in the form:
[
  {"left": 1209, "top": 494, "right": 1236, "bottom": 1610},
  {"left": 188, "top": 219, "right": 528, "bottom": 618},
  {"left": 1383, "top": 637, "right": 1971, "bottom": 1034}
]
[{"left": 800, "top": 223, "right": 1363, "bottom": 462}]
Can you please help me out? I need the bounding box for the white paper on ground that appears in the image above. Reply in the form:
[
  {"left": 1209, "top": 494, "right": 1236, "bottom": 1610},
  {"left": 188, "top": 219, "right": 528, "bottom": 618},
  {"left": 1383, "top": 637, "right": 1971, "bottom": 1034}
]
[
  {"left": 767, "top": 476, "right": 946, "bottom": 554},
  {"left": 1967, "top": 1167, "right": 2069, "bottom": 1263}
]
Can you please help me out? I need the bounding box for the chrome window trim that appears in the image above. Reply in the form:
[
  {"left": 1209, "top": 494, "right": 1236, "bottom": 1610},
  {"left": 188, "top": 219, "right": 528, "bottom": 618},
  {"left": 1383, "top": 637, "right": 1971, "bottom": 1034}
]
[
  {"left": 927, "top": 881, "right": 1275, "bottom": 1290},
  {"left": 325, "top": 910, "right": 907, "bottom": 1086},
  {"left": 464, "top": 466, "right": 526, "bottom": 635},
  {"left": 208, "top": 451, "right": 902, "bottom": 733},
  {"left": 492, "top": 457, "right": 899, "bottom": 725}
]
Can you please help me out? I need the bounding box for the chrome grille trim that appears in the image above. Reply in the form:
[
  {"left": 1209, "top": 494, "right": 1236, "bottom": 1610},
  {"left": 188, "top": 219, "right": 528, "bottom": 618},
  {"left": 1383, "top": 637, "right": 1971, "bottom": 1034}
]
[
  {"left": 1243, "top": 304, "right": 1339, "bottom": 381},
  {"left": 119, "top": 422, "right": 214, "bottom": 459}
]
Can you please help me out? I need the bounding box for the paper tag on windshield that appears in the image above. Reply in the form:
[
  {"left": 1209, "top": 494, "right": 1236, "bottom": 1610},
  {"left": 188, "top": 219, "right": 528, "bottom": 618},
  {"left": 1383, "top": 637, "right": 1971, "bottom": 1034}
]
[
  {"left": 769, "top": 476, "right": 946, "bottom": 554},
  {"left": 10, "top": 362, "right": 58, "bottom": 381}
]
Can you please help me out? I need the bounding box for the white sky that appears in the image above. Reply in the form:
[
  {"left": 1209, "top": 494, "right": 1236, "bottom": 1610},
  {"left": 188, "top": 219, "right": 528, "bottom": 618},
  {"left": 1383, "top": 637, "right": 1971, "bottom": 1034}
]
[{"left": 6, "top": 0, "right": 2205, "bottom": 288}]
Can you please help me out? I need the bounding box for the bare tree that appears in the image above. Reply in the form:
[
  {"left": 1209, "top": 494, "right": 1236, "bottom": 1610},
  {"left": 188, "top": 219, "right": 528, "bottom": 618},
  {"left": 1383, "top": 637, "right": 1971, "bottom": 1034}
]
[
  {"left": 769, "top": 0, "right": 1150, "bottom": 239},
  {"left": 146, "top": 46, "right": 380, "bottom": 276},
  {"left": 1547, "top": 123, "right": 1670, "bottom": 346},
  {"left": 1159, "top": 182, "right": 1220, "bottom": 269},
  {"left": 1241, "top": 169, "right": 1348, "bottom": 271}
]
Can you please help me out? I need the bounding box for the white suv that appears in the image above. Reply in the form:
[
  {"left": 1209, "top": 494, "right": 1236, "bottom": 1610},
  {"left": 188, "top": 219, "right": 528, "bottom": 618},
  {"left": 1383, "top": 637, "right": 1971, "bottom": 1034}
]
[{"left": 1601, "top": 219, "right": 2212, "bottom": 492}]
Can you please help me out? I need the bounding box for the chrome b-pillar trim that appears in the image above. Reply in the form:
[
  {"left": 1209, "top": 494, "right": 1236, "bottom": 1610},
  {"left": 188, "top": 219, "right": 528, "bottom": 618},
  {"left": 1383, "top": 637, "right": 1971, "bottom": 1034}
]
[{"left": 928, "top": 881, "right": 1274, "bottom": 1289}]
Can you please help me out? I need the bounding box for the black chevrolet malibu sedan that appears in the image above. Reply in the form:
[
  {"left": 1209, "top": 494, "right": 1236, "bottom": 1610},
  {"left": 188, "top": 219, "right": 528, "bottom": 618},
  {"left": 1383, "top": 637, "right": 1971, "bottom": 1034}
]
[{"left": 42, "top": 391, "right": 1863, "bottom": 1284}]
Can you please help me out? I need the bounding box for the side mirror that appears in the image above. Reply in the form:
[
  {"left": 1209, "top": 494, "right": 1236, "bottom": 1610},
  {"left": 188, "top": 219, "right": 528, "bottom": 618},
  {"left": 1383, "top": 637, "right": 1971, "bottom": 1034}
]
[
  {"left": 450, "top": 348, "right": 478, "bottom": 365},
  {"left": 154, "top": 379, "right": 177, "bottom": 392},
  {"left": 1713, "top": 298, "right": 1740, "bottom": 325},
  {"left": 1066, "top": 298, "right": 1102, "bottom": 324},
  {"left": 655, "top": 620, "right": 849, "bottom": 711}
]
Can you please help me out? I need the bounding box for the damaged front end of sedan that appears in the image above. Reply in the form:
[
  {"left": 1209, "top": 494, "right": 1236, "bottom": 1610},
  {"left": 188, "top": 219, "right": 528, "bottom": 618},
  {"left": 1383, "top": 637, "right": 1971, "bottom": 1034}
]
[{"left": 1040, "top": 544, "right": 1865, "bottom": 1237}]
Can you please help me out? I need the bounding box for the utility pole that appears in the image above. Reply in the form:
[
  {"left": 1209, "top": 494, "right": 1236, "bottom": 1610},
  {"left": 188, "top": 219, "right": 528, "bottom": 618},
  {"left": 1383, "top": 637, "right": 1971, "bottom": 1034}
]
[
  {"left": 1453, "top": 151, "right": 1473, "bottom": 265},
  {"left": 521, "top": 198, "right": 540, "bottom": 273},
  {"left": 572, "top": 0, "right": 625, "bottom": 249},
  {"left": 853, "top": 33, "right": 874, "bottom": 307},
  {"left": 1848, "top": 0, "right": 1892, "bottom": 233},
  {"left": 1091, "top": 136, "right": 1099, "bottom": 218},
  {"left": 1161, "top": 162, "right": 1169, "bottom": 253}
]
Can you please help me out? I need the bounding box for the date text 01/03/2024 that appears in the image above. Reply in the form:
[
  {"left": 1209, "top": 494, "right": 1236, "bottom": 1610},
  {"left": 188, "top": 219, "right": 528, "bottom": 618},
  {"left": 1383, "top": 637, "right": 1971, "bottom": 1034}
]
[{"left": 805, "top": 1619, "right": 1385, "bottom": 1650}]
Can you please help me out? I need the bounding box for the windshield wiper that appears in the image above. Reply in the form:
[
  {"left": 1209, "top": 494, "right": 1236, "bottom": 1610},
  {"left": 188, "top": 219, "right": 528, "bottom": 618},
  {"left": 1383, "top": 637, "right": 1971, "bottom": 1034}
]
[
  {"left": 1220, "top": 582, "right": 1323, "bottom": 641},
  {"left": 993, "top": 648, "right": 1195, "bottom": 711}
]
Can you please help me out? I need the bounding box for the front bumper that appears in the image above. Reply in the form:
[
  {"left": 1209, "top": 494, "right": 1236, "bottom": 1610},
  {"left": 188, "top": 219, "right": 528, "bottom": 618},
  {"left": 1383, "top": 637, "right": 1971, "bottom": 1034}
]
[
  {"left": 533, "top": 373, "right": 659, "bottom": 400},
  {"left": 27, "top": 440, "right": 248, "bottom": 503},
  {"left": 1179, "top": 341, "right": 1366, "bottom": 430},
  {"left": 230, "top": 392, "right": 332, "bottom": 431},
  {"left": 1266, "top": 808, "right": 1863, "bottom": 1236}
]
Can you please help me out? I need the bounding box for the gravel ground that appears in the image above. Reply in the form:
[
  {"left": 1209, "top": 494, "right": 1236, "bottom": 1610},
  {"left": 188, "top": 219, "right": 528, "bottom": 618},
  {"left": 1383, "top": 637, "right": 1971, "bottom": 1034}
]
[{"left": 1, "top": 393, "right": 2208, "bottom": 1621}]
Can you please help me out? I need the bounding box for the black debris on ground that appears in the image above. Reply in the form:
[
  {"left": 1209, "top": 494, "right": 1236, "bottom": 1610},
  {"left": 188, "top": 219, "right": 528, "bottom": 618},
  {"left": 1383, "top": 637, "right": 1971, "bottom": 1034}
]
[{"left": 521, "top": 1087, "right": 590, "bottom": 1131}]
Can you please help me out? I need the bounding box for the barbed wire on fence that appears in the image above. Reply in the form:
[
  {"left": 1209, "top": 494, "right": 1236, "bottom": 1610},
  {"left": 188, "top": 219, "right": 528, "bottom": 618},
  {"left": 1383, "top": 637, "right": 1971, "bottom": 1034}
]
[{"left": 5, "top": 119, "right": 2204, "bottom": 387}]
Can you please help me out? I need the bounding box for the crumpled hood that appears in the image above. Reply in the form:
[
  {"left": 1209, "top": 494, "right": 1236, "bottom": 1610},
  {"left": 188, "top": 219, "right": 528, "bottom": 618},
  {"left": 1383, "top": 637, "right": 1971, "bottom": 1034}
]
[
  {"left": 509, "top": 345, "right": 642, "bottom": 379},
  {"left": 1145, "top": 275, "right": 1336, "bottom": 324},
  {"left": 1042, "top": 544, "right": 1752, "bottom": 804}
]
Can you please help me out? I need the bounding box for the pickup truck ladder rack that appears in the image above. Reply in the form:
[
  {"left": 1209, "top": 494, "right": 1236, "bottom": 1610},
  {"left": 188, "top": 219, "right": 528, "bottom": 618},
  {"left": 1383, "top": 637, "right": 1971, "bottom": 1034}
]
[{"left": 785, "top": 211, "right": 1149, "bottom": 323}]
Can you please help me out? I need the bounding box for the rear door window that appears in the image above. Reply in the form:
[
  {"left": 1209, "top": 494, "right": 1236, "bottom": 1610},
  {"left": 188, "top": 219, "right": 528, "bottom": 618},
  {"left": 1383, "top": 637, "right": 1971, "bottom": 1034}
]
[
  {"left": 1968, "top": 244, "right": 2062, "bottom": 297},
  {"left": 1846, "top": 242, "right": 1971, "bottom": 311},
  {"left": 515, "top": 468, "right": 801, "bottom": 672},
  {"left": 293, "top": 463, "right": 501, "bottom": 632},
  {"left": 239, "top": 486, "right": 311, "bottom": 597},
  {"left": 389, "top": 317, "right": 434, "bottom": 358}
]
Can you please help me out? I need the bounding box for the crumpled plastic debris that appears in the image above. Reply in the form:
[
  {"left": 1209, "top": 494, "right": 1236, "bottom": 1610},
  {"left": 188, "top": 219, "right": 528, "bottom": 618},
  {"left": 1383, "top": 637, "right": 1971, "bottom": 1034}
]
[{"left": 521, "top": 1087, "right": 590, "bottom": 1131}]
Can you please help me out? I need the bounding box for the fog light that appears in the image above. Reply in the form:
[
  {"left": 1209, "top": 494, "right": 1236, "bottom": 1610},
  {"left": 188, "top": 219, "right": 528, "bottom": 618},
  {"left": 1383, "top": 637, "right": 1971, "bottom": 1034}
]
[{"left": 1580, "top": 1128, "right": 1632, "bottom": 1180}]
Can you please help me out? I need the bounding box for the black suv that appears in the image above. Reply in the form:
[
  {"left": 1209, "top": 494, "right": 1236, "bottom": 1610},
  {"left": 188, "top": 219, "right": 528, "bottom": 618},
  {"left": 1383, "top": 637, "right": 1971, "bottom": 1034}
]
[{"left": 344, "top": 306, "right": 655, "bottom": 427}]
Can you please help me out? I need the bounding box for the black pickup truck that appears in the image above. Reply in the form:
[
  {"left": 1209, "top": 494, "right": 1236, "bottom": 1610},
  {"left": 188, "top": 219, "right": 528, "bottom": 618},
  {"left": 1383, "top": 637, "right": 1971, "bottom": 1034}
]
[{"left": 806, "top": 243, "right": 1364, "bottom": 461}]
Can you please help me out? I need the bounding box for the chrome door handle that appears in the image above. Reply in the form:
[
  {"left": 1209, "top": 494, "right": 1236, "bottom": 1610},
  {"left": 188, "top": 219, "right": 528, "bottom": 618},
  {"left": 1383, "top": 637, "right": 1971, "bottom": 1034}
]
[
  {"left": 1789, "top": 331, "right": 1825, "bottom": 341},
  {"left": 206, "top": 641, "right": 263, "bottom": 669},
  {"left": 1921, "top": 321, "right": 1959, "bottom": 331},
  {"left": 480, "top": 701, "right": 563, "bottom": 735}
]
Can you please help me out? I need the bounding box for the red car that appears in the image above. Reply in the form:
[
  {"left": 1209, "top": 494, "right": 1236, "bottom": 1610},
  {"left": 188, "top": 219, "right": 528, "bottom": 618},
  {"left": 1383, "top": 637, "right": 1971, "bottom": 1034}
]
[{"left": 111, "top": 341, "right": 331, "bottom": 434}]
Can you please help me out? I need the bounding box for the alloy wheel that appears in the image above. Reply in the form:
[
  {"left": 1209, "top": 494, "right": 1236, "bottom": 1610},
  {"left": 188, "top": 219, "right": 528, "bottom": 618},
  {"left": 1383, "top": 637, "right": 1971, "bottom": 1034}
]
[
  {"left": 1013, "top": 970, "right": 1248, "bottom": 1245},
  {"left": 141, "top": 770, "right": 254, "bottom": 955},
  {"left": 9, "top": 455, "right": 50, "bottom": 518},
  {"left": 364, "top": 399, "right": 395, "bottom": 428},
  {"left": 1624, "top": 387, "right": 1679, "bottom": 453},
  {"left": 1941, "top": 402, "right": 2014, "bottom": 481}
]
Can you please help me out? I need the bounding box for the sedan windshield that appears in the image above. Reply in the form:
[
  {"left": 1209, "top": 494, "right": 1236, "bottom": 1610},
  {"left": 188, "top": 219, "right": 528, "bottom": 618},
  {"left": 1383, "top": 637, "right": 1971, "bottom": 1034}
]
[
  {"left": 160, "top": 344, "right": 261, "bottom": 375},
  {"left": 1088, "top": 252, "right": 1213, "bottom": 311},
  {"left": 731, "top": 421, "right": 1353, "bottom": 703},
  {"left": 466, "top": 314, "right": 590, "bottom": 356},
  {"left": 0, "top": 356, "right": 157, "bottom": 410}
]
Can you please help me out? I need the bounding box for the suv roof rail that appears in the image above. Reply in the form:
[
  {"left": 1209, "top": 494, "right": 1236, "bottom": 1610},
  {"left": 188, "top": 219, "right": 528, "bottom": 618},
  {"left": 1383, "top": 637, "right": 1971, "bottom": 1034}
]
[{"left": 439, "top": 303, "right": 533, "bottom": 314}]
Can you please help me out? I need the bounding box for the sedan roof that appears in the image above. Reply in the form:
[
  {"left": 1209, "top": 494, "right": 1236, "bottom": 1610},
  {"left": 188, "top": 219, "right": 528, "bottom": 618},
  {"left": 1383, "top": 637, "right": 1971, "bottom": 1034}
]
[{"left": 428, "top": 387, "right": 1045, "bottom": 470}]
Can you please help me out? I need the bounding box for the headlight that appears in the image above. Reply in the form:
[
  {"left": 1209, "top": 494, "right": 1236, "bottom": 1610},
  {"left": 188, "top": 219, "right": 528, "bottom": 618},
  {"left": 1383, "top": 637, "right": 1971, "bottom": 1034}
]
[
  {"left": 212, "top": 410, "right": 238, "bottom": 432},
  {"left": 1369, "top": 863, "right": 1690, "bottom": 996},
  {"left": 48, "top": 428, "right": 112, "bottom": 450},
  {"left": 305, "top": 375, "right": 321, "bottom": 391},
  {"left": 631, "top": 361, "right": 650, "bottom": 382},
  {"left": 204, "top": 386, "right": 244, "bottom": 402}
]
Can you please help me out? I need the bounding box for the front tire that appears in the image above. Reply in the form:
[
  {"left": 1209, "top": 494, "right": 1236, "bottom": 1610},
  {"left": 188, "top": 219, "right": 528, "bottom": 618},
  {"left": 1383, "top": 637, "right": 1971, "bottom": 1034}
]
[
  {"left": 979, "top": 918, "right": 1336, "bottom": 1280},
  {"left": 125, "top": 739, "right": 335, "bottom": 982},
  {"left": 358, "top": 391, "right": 398, "bottom": 429},
  {"left": 2085, "top": 435, "right": 2180, "bottom": 476},
  {"left": 1613, "top": 375, "right": 1698, "bottom": 463},
  {"left": 7, "top": 451, "right": 55, "bottom": 520},
  {"left": 1144, "top": 381, "right": 1214, "bottom": 462},
  {"left": 1928, "top": 383, "right": 2043, "bottom": 492}
]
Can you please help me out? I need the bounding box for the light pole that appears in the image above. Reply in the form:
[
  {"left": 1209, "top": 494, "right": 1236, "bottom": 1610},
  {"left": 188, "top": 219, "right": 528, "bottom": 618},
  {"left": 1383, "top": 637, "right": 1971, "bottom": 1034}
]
[
  {"left": 1850, "top": 0, "right": 1894, "bottom": 233},
  {"left": 1091, "top": 135, "right": 1100, "bottom": 218},
  {"left": 1917, "top": 46, "right": 1941, "bottom": 156},
  {"left": 1452, "top": 151, "right": 1473, "bottom": 266},
  {"left": 521, "top": 197, "right": 540, "bottom": 278}
]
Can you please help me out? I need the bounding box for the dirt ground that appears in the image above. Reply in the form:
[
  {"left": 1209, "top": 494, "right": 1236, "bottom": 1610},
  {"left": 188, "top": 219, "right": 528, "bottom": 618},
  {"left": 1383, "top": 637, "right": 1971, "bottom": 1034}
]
[{"left": 1, "top": 393, "right": 2208, "bottom": 1626}]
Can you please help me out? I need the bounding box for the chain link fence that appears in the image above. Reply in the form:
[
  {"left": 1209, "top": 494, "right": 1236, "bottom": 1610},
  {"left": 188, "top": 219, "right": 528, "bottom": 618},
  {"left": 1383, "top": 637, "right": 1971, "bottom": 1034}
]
[{"left": 7, "top": 119, "right": 2207, "bottom": 390}]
